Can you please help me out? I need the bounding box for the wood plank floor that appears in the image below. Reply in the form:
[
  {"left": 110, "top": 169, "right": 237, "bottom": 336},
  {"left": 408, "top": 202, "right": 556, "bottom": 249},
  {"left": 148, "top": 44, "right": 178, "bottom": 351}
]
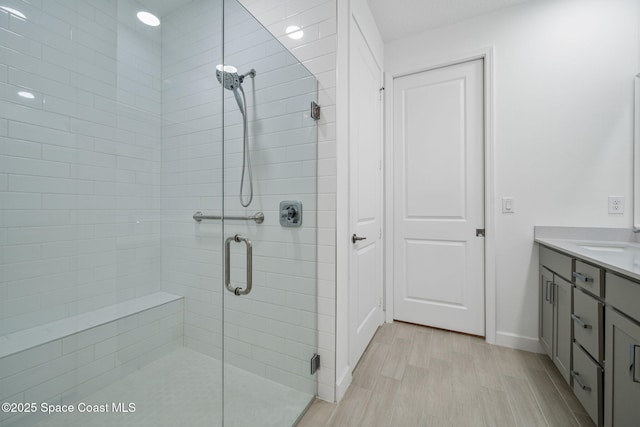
[{"left": 298, "top": 322, "right": 596, "bottom": 427}]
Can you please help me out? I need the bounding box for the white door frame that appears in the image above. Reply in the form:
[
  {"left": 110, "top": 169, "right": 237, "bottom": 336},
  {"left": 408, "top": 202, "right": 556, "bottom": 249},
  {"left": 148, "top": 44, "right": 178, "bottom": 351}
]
[{"left": 383, "top": 47, "right": 497, "bottom": 344}]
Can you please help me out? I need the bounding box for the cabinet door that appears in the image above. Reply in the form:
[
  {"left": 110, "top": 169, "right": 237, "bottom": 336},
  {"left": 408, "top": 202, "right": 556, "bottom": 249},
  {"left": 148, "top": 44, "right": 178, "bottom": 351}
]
[
  {"left": 604, "top": 307, "right": 640, "bottom": 427},
  {"left": 554, "top": 275, "right": 572, "bottom": 384},
  {"left": 540, "top": 267, "right": 554, "bottom": 357}
]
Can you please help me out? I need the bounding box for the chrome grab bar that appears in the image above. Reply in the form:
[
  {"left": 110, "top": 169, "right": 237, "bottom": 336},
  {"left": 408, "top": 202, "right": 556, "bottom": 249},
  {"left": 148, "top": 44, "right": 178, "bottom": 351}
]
[
  {"left": 225, "top": 234, "right": 253, "bottom": 296},
  {"left": 193, "top": 211, "right": 264, "bottom": 224}
]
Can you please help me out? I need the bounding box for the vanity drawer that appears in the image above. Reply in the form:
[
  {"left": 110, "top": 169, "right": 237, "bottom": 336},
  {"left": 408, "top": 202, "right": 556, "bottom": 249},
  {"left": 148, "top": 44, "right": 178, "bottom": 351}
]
[
  {"left": 572, "top": 343, "right": 603, "bottom": 426},
  {"left": 606, "top": 272, "right": 640, "bottom": 320},
  {"left": 573, "top": 288, "right": 603, "bottom": 363},
  {"left": 573, "top": 260, "right": 603, "bottom": 297},
  {"left": 540, "top": 246, "right": 572, "bottom": 281}
]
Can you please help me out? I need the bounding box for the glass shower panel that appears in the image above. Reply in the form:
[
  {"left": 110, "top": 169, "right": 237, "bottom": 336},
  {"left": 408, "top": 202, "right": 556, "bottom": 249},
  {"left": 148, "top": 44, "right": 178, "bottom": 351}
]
[
  {"left": 0, "top": 0, "right": 225, "bottom": 426},
  {"left": 0, "top": 0, "right": 316, "bottom": 425},
  {"left": 222, "top": 1, "right": 318, "bottom": 425}
]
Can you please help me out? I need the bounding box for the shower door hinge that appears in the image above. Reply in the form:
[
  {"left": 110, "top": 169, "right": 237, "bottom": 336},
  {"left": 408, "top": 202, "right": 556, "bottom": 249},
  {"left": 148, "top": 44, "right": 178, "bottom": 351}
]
[
  {"left": 310, "top": 101, "right": 321, "bottom": 121},
  {"left": 310, "top": 353, "right": 320, "bottom": 375}
]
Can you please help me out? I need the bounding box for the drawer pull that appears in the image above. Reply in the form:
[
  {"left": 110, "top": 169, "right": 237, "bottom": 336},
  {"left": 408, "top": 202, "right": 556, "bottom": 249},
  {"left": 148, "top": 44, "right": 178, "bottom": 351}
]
[
  {"left": 572, "top": 272, "right": 593, "bottom": 283},
  {"left": 571, "top": 314, "right": 592, "bottom": 329},
  {"left": 545, "top": 280, "right": 551, "bottom": 302},
  {"left": 632, "top": 344, "right": 640, "bottom": 384},
  {"left": 571, "top": 370, "right": 592, "bottom": 391}
]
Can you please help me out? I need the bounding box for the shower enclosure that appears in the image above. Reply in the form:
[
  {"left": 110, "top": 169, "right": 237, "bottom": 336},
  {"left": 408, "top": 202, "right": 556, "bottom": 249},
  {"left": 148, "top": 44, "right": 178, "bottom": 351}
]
[{"left": 0, "top": 0, "right": 318, "bottom": 426}]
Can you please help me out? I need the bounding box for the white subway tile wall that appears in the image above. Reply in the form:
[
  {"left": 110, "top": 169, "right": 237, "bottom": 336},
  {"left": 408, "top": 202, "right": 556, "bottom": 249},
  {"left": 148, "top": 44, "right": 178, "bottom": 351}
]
[
  {"left": 160, "top": 0, "right": 318, "bottom": 396},
  {"left": 238, "top": 0, "right": 337, "bottom": 402},
  {"left": 0, "top": 0, "right": 163, "bottom": 336}
]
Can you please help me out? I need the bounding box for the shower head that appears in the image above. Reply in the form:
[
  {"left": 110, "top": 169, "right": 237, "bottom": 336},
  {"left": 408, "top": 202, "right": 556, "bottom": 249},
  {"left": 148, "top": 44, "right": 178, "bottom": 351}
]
[
  {"left": 215, "top": 65, "right": 256, "bottom": 114},
  {"left": 216, "top": 64, "right": 241, "bottom": 91}
]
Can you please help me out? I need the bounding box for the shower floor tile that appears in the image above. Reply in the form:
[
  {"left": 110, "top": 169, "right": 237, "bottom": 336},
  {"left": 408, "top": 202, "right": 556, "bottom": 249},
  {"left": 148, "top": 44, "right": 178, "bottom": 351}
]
[{"left": 34, "top": 348, "right": 313, "bottom": 427}]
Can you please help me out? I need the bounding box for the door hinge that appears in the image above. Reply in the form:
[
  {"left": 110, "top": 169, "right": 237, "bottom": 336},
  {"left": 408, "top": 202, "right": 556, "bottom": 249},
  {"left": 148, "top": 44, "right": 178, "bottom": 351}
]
[
  {"left": 379, "top": 86, "right": 385, "bottom": 101},
  {"left": 310, "top": 353, "right": 320, "bottom": 375},
  {"left": 379, "top": 296, "right": 383, "bottom": 308},
  {"left": 310, "top": 101, "right": 320, "bottom": 121},
  {"left": 476, "top": 228, "right": 485, "bottom": 237}
]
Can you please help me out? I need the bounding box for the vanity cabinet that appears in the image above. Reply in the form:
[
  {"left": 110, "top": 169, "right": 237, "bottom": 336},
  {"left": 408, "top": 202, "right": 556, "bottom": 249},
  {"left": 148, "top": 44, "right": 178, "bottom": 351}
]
[
  {"left": 539, "top": 247, "right": 573, "bottom": 383},
  {"left": 570, "top": 260, "right": 605, "bottom": 425},
  {"left": 538, "top": 242, "right": 640, "bottom": 427},
  {"left": 604, "top": 275, "right": 640, "bottom": 427}
]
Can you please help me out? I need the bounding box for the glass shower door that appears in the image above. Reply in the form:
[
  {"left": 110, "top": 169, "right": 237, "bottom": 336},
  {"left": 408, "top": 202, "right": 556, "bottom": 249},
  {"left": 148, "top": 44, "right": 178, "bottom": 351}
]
[{"left": 221, "top": 1, "right": 319, "bottom": 425}]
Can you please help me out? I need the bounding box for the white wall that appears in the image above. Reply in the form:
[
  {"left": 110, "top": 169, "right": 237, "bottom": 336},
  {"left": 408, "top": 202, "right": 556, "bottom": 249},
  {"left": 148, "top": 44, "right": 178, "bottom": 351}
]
[
  {"left": 385, "top": 0, "right": 640, "bottom": 349},
  {"left": 0, "top": 0, "right": 162, "bottom": 335}
]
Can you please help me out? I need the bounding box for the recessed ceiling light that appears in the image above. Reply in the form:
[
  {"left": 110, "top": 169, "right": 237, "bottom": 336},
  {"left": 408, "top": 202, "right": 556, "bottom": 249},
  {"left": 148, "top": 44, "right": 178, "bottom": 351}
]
[
  {"left": 286, "top": 25, "right": 304, "bottom": 40},
  {"left": 18, "top": 91, "right": 35, "bottom": 99},
  {"left": 0, "top": 6, "right": 26, "bottom": 19},
  {"left": 137, "top": 11, "right": 160, "bottom": 27}
]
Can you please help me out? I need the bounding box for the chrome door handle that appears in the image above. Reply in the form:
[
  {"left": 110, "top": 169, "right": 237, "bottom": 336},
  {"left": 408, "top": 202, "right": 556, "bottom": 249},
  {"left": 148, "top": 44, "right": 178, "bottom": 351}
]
[
  {"left": 352, "top": 234, "right": 367, "bottom": 244},
  {"left": 571, "top": 314, "right": 592, "bottom": 329},
  {"left": 570, "top": 371, "right": 592, "bottom": 391},
  {"left": 225, "top": 234, "right": 253, "bottom": 296}
]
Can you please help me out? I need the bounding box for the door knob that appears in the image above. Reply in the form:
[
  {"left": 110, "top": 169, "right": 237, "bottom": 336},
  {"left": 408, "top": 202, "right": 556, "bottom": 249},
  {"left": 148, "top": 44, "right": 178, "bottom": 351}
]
[{"left": 352, "top": 234, "right": 367, "bottom": 243}]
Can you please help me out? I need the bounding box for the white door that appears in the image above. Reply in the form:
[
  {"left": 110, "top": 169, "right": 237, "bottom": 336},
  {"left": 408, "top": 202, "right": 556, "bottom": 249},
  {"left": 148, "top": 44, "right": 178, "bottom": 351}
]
[
  {"left": 349, "top": 18, "right": 384, "bottom": 368},
  {"left": 393, "top": 59, "right": 485, "bottom": 336}
]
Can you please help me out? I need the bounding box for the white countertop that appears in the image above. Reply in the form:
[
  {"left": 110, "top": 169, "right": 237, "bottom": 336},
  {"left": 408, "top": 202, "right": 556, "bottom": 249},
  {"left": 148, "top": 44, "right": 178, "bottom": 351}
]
[{"left": 534, "top": 227, "right": 640, "bottom": 282}]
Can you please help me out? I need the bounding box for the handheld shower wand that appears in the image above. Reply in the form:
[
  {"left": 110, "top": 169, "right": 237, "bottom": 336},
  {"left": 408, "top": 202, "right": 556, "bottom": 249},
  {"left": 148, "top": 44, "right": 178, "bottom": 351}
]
[{"left": 216, "top": 65, "right": 256, "bottom": 207}]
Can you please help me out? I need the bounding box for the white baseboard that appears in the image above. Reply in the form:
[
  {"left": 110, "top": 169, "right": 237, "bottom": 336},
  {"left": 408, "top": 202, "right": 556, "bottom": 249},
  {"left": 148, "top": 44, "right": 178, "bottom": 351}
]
[
  {"left": 494, "top": 331, "right": 544, "bottom": 353},
  {"left": 335, "top": 366, "right": 352, "bottom": 402}
]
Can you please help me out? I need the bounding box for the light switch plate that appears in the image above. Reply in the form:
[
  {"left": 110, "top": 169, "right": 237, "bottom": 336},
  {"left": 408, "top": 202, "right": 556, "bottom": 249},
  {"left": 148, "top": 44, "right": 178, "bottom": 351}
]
[{"left": 502, "top": 197, "right": 515, "bottom": 214}]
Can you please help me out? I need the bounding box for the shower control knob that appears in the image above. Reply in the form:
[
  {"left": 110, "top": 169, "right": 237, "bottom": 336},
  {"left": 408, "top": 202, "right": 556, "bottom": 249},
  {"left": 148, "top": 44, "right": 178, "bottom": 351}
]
[
  {"left": 352, "top": 234, "right": 367, "bottom": 244},
  {"left": 279, "top": 201, "right": 302, "bottom": 227}
]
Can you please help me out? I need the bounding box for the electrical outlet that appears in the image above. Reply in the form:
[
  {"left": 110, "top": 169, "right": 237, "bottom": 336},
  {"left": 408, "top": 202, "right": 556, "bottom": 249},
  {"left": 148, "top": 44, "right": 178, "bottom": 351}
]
[{"left": 608, "top": 196, "right": 624, "bottom": 214}]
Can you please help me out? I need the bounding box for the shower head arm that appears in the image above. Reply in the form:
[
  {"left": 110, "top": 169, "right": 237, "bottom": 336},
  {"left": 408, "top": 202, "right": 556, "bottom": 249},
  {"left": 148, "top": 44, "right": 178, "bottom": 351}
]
[{"left": 238, "top": 69, "right": 256, "bottom": 83}]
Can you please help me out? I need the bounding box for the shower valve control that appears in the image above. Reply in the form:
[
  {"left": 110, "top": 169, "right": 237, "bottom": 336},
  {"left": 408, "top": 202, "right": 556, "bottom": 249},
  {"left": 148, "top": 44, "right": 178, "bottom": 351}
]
[{"left": 280, "top": 200, "right": 302, "bottom": 227}]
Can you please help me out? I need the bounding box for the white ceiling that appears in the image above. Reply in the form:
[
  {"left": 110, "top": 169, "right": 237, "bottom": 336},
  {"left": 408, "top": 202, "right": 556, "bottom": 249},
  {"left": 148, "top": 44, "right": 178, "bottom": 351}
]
[
  {"left": 136, "top": 0, "right": 529, "bottom": 39},
  {"left": 367, "top": 0, "right": 529, "bottom": 42}
]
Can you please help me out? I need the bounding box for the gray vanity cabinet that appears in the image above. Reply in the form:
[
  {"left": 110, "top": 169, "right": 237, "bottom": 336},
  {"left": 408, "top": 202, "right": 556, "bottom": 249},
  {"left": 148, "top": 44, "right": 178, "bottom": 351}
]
[
  {"left": 604, "top": 307, "right": 640, "bottom": 427},
  {"left": 539, "top": 247, "right": 573, "bottom": 383},
  {"left": 538, "top": 242, "right": 640, "bottom": 426},
  {"left": 604, "top": 274, "right": 640, "bottom": 427}
]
